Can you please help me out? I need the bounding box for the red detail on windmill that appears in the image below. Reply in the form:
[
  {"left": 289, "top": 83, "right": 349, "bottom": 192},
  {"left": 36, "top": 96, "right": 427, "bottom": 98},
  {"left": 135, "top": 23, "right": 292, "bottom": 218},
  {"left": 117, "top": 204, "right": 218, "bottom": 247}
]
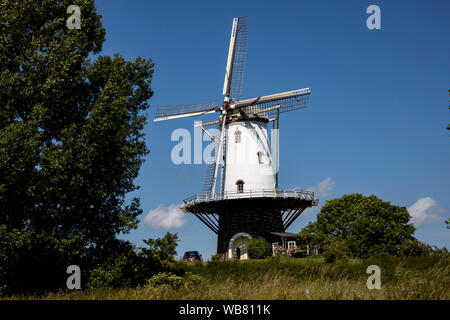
[{"left": 221, "top": 100, "right": 230, "bottom": 110}]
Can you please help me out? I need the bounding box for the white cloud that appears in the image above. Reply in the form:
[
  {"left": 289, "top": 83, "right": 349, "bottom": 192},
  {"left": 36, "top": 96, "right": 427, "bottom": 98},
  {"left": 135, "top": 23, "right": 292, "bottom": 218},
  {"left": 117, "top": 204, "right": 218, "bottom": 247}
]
[
  {"left": 143, "top": 203, "right": 187, "bottom": 229},
  {"left": 307, "top": 177, "right": 336, "bottom": 199},
  {"left": 408, "top": 197, "right": 445, "bottom": 227},
  {"left": 294, "top": 178, "right": 336, "bottom": 216}
]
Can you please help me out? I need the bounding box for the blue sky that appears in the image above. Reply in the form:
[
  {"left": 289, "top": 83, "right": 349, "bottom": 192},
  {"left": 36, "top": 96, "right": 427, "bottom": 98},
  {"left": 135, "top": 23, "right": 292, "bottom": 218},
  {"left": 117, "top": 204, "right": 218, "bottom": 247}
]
[{"left": 94, "top": 0, "right": 450, "bottom": 259}]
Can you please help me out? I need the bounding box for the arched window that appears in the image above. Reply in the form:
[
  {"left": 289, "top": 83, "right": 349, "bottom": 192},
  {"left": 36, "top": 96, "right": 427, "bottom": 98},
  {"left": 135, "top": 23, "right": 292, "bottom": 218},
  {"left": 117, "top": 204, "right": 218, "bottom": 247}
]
[
  {"left": 235, "top": 179, "right": 244, "bottom": 193},
  {"left": 257, "top": 151, "right": 264, "bottom": 164},
  {"left": 234, "top": 130, "right": 241, "bottom": 143}
]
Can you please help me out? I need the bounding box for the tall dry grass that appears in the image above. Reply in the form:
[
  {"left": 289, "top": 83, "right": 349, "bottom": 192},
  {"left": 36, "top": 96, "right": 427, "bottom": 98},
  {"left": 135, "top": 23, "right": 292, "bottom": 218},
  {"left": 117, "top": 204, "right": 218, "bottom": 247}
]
[{"left": 3, "top": 255, "right": 449, "bottom": 300}]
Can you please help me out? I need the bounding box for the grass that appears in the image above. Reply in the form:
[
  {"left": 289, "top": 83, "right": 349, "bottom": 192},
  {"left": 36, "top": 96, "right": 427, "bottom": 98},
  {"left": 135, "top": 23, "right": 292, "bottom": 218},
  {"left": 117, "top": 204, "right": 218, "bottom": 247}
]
[{"left": 3, "top": 255, "right": 449, "bottom": 300}]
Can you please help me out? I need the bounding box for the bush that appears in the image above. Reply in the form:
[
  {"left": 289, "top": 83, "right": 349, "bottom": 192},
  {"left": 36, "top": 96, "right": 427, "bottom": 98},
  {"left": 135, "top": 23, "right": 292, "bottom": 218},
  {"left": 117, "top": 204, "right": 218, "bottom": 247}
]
[
  {"left": 211, "top": 253, "right": 223, "bottom": 261},
  {"left": 430, "top": 246, "right": 448, "bottom": 256},
  {"left": 0, "top": 225, "right": 83, "bottom": 295},
  {"left": 87, "top": 254, "right": 131, "bottom": 289},
  {"left": 395, "top": 239, "right": 432, "bottom": 257},
  {"left": 86, "top": 232, "right": 179, "bottom": 289},
  {"left": 323, "top": 240, "right": 349, "bottom": 263},
  {"left": 247, "top": 237, "right": 272, "bottom": 259},
  {"left": 147, "top": 272, "right": 202, "bottom": 289},
  {"left": 141, "top": 232, "right": 179, "bottom": 267}
]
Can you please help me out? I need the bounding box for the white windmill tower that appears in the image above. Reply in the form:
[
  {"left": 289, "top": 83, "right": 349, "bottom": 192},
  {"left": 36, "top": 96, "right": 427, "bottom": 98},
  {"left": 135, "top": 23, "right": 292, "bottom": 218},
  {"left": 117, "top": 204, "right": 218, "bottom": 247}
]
[{"left": 154, "top": 17, "right": 318, "bottom": 259}]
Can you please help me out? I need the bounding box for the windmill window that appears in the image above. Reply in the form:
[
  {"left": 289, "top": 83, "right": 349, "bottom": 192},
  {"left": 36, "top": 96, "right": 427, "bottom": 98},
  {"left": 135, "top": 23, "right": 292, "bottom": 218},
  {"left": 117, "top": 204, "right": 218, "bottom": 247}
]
[
  {"left": 257, "top": 151, "right": 264, "bottom": 164},
  {"left": 235, "top": 179, "right": 244, "bottom": 193},
  {"left": 234, "top": 130, "right": 241, "bottom": 143}
]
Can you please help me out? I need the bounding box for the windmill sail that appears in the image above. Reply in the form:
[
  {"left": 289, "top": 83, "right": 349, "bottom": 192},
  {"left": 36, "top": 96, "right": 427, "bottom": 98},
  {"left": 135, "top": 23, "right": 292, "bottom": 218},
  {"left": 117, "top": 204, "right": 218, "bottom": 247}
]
[
  {"left": 201, "top": 151, "right": 217, "bottom": 194},
  {"left": 209, "top": 114, "right": 227, "bottom": 197},
  {"left": 201, "top": 123, "right": 220, "bottom": 194},
  {"left": 154, "top": 101, "right": 219, "bottom": 122},
  {"left": 234, "top": 88, "right": 310, "bottom": 119},
  {"left": 201, "top": 16, "right": 250, "bottom": 197},
  {"left": 200, "top": 118, "right": 227, "bottom": 197},
  {"left": 223, "top": 16, "right": 249, "bottom": 101}
]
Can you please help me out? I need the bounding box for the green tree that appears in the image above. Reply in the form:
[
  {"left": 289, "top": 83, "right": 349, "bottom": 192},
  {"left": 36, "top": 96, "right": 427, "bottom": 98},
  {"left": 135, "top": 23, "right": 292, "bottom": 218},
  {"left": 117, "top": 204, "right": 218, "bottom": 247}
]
[
  {"left": 141, "top": 232, "right": 179, "bottom": 265},
  {"left": 247, "top": 237, "right": 272, "bottom": 259},
  {"left": 0, "top": 0, "right": 153, "bottom": 293},
  {"left": 87, "top": 233, "right": 179, "bottom": 289},
  {"left": 297, "top": 221, "right": 328, "bottom": 254},
  {"left": 394, "top": 239, "right": 432, "bottom": 257},
  {"left": 323, "top": 239, "right": 349, "bottom": 263},
  {"left": 299, "top": 194, "right": 415, "bottom": 259}
]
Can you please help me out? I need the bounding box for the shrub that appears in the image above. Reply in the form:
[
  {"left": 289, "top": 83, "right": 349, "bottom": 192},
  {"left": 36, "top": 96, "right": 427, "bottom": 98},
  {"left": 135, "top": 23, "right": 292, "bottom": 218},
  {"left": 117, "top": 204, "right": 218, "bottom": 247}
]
[
  {"left": 0, "top": 225, "right": 83, "bottom": 294},
  {"left": 430, "top": 246, "right": 448, "bottom": 256},
  {"left": 247, "top": 237, "right": 272, "bottom": 259},
  {"left": 323, "top": 240, "right": 349, "bottom": 263},
  {"left": 87, "top": 255, "right": 131, "bottom": 289},
  {"left": 211, "top": 253, "right": 223, "bottom": 261},
  {"left": 395, "top": 239, "right": 432, "bottom": 257},
  {"left": 272, "top": 245, "right": 304, "bottom": 258},
  {"left": 86, "top": 232, "right": 179, "bottom": 289},
  {"left": 141, "top": 232, "right": 179, "bottom": 266},
  {"left": 147, "top": 272, "right": 202, "bottom": 289}
]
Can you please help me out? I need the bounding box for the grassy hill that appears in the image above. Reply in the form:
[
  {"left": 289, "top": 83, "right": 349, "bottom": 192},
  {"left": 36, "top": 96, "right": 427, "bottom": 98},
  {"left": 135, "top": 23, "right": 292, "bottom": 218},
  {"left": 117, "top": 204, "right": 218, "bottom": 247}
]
[{"left": 5, "top": 254, "right": 449, "bottom": 300}]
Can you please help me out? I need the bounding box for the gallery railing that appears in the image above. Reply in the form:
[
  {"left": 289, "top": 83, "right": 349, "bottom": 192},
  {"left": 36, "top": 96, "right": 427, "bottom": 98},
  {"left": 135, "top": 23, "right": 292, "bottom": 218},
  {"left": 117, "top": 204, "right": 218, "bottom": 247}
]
[{"left": 182, "top": 189, "right": 315, "bottom": 206}]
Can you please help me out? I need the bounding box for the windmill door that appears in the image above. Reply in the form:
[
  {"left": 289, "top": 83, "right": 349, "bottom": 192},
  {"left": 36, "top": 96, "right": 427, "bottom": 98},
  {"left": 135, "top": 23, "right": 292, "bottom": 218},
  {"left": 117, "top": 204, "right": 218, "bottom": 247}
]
[{"left": 233, "top": 236, "right": 250, "bottom": 260}]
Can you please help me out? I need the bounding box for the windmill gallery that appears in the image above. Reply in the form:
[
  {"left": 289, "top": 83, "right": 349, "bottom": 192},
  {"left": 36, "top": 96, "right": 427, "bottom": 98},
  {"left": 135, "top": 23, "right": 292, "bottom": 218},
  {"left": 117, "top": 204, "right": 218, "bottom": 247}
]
[{"left": 154, "top": 17, "right": 318, "bottom": 259}]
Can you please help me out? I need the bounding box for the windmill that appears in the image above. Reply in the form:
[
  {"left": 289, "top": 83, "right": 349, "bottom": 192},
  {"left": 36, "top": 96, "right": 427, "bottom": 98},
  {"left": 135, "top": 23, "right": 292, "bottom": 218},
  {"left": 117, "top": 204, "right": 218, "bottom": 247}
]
[{"left": 154, "top": 17, "right": 318, "bottom": 259}]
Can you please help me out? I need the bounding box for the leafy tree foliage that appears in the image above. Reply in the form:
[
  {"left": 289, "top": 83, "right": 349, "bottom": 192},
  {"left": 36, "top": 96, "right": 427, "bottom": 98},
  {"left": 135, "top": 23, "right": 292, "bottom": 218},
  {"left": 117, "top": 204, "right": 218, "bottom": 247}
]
[
  {"left": 298, "top": 222, "right": 327, "bottom": 253},
  {"left": 323, "top": 239, "right": 349, "bottom": 263},
  {"left": 247, "top": 237, "right": 272, "bottom": 259},
  {"left": 87, "top": 233, "right": 179, "bottom": 289},
  {"left": 141, "top": 232, "right": 179, "bottom": 266},
  {"left": 394, "top": 239, "right": 432, "bottom": 257},
  {"left": 0, "top": 0, "right": 153, "bottom": 293},
  {"left": 298, "top": 194, "right": 415, "bottom": 259}
]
